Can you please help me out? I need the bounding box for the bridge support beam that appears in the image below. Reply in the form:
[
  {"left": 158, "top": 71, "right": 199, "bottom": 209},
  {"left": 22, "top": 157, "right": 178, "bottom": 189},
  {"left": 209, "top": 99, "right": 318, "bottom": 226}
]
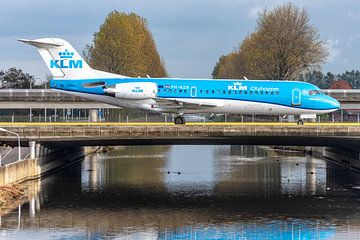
[{"left": 88, "top": 109, "right": 98, "bottom": 122}]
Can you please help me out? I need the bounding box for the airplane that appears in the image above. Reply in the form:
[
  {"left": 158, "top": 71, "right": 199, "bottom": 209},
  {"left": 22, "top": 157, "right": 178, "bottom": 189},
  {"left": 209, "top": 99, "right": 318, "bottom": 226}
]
[{"left": 19, "top": 38, "right": 340, "bottom": 125}]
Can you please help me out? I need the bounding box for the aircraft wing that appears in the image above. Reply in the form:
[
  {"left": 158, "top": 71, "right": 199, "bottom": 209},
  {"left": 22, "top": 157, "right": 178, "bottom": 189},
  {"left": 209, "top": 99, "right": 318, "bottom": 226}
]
[{"left": 152, "top": 98, "right": 221, "bottom": 109}]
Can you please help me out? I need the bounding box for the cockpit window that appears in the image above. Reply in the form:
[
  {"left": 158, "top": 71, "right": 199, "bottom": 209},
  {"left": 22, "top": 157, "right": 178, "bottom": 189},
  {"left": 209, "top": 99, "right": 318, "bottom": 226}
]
[{"left": 309, "top": 90, "right": 322, "bottom": 95}]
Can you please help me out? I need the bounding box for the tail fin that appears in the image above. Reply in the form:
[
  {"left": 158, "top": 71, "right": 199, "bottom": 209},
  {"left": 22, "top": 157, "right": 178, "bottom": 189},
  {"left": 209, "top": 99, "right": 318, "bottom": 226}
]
[{"left": 19, "top": 38, "right": 96, "bottom": 79}]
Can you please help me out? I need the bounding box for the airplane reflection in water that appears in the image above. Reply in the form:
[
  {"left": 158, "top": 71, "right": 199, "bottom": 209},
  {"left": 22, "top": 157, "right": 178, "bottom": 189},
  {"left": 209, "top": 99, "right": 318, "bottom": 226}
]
[{"left": 0, "top": 145, "right": 359, "bottom": 240}]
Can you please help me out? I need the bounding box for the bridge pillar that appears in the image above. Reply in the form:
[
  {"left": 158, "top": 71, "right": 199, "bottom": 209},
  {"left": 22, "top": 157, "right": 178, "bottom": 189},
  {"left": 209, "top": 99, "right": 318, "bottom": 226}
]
[
  {"left": 89, "top": 109, "right": 98, "bottom": 122},
  {"left": 29, "top": 141, "right": 36, "bottom": 159}
]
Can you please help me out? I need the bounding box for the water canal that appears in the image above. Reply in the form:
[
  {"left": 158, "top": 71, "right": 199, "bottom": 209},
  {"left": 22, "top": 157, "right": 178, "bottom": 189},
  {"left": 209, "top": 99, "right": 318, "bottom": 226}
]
[{"left": 0, "top": 145, "right": 359, "bottom": 239}]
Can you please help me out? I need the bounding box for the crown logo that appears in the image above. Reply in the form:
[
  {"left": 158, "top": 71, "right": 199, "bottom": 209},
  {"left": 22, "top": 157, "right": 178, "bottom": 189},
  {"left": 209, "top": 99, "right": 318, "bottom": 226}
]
[
  {"left": 233, "top": 82, "right": 243, "bottom": 85},
  {"left": 58, "top": 49, "right": 74, "bottom": 59}
]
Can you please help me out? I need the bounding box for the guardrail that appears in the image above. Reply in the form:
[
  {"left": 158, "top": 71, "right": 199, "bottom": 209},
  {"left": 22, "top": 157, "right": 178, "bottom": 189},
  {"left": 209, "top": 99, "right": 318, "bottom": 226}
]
[{"left": 0, "top": 89, "right": 90, "bottom": 102}]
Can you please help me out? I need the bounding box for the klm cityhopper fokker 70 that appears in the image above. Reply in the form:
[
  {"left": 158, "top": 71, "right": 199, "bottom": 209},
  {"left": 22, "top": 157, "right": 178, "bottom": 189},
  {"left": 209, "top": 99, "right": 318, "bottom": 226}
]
[{"left": 19, "top": 38, "right": 340, "bottom": 124}]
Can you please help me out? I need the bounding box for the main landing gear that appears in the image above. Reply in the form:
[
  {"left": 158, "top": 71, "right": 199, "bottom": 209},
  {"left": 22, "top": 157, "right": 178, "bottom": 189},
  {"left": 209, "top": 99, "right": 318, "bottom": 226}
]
[
  {"left": 297, "top": 114, "right": 316, "bottom": 125},
  {"left": 174, "top": 115, "right": 186, "bottom": 125}
]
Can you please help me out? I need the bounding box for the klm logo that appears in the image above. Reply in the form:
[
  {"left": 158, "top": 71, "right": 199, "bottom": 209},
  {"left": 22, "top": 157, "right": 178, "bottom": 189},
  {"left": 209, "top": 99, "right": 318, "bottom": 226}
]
[
  {"left": 228, "top": 82, "right": 248, "bottom": 91},
  {"left": 50, "top": 49, "right": 83, "bottom": 69},
  {"left": 132, "top": 87, "right": 143, "bottom": 93}
]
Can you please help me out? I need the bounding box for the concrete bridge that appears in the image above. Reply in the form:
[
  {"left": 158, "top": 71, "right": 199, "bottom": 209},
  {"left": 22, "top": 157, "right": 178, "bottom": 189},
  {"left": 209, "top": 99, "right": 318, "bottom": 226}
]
[
  {"left": 0, "top": 123, "right": 359, "bottom": 185},
  {"left": 0, "top": 123, "right": 359, "bottom": 148}
]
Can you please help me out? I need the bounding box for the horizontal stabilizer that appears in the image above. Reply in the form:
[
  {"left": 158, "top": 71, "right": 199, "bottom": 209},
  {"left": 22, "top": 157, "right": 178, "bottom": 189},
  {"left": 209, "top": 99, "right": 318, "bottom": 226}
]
[{"left": 18, "top": 38, "right": 63, "bottom": 49}]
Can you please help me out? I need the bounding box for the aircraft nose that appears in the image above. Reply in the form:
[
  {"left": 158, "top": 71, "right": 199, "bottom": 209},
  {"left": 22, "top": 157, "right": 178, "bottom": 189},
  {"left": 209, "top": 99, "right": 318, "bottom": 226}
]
[{"left": 330, "top": 97, "right": 340, "bottom": 110}]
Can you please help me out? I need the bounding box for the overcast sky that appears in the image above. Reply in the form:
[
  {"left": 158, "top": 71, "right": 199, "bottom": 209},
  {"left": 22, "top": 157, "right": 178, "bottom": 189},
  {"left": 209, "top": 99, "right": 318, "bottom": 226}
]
[{"left": 1, "top": 0, "right": 360, "bottom": 81}]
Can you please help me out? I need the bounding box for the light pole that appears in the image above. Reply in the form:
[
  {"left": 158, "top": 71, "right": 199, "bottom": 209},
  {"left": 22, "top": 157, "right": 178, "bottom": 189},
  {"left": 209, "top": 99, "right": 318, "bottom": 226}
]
[{"left": 0, "top": 128, "right": 21, "bottom": 161}]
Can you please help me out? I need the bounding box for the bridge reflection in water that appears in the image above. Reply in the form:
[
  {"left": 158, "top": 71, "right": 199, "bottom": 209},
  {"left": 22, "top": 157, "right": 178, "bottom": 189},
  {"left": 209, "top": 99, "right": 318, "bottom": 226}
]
[{"left": 0, "top": 145, "right": 359, "bottom": 239}]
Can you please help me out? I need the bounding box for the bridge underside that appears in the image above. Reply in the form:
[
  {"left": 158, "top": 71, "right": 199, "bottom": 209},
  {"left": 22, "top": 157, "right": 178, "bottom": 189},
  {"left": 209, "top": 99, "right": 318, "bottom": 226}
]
[{"left": 1, "top": 136, "right": 359, "bottom": 149}]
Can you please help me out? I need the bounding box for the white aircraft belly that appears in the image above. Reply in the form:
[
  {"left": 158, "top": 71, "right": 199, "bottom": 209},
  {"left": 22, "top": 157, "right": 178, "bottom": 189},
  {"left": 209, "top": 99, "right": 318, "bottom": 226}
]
[{"left": 170, "top": 99, "right": 331, "bottom": 115}]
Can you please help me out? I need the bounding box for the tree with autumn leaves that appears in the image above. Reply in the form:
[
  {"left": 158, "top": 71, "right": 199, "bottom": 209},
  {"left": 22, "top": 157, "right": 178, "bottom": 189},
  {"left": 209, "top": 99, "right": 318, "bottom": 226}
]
[
  {"left": 84, "top": 11, "right": 167, "bottom": 78},
  {"left": 213, "top": 3, "right": 328, "bottom": 80}
]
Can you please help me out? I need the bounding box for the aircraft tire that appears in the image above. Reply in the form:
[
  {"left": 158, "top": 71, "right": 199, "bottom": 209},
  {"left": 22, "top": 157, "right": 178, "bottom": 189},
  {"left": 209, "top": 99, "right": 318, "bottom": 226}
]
[{"left": 174, "top": 116, "right": 186, "bottom": 125}]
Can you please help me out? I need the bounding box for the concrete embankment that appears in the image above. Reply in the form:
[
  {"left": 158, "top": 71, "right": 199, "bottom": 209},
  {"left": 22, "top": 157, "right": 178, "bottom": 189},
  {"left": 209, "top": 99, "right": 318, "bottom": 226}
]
[
  {"left": 0, "top": 146, "right": 99, "bottom": 185},
  {"left": 0, "top": 158, "right": 39, "bottom": 185},
  {"left": 0, "top": 146, "right": 99, "bottom": 213}
]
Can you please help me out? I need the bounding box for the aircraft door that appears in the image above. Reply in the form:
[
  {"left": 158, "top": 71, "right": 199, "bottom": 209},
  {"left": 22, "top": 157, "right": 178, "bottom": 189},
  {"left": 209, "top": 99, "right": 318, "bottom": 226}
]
[
  {"left": 190, "top": 86, "right": 197, "bottom": 97},
  {"left": 292, "top": 88, "right": 301, "bottom": 106}
]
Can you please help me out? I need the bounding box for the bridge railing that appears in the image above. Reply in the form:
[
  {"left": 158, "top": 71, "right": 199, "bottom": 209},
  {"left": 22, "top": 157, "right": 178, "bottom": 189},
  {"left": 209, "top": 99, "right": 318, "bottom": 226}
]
[
  {"left": 0, "top": 89, "right": 92, "bottom": 102},
  {"left": 322, "top": 89, "right": 360, "bottom": 101}
]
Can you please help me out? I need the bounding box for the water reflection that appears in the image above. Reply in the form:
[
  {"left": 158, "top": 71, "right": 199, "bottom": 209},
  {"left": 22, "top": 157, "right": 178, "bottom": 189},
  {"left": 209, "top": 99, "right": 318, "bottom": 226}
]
[{"left": 0, "top": 145, "right": 359, "bottom": 239}]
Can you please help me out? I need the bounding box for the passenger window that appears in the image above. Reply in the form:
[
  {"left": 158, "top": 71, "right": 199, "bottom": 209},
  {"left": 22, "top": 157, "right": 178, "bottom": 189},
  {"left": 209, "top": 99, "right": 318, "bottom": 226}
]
[
  {"left": 244, "top": 91, "right": 247, "bottom": 94},
  {"left": 180, "top": 89, "right": 182, "bottom": 93},
  {"left": 200, "top": 90, "right": 203, "bottom": 93},
  {"left": 223, "top": 90, "right": 226, "bottom": 94},
  {"left": 212, "top": 90, "right": 215, "bottom": 94},
  {"left": 255, "top": 91, "right": 258, "bottom": 94},
  {"left": 239, "top": 91, "right": 242, "bottom": 94},
  {"left": 217, "top": 90, "right": 220, "bottom": 94},
  {"left": 184, "top": 90, "right": 187, "bottom": 93},
  {"left": 250, "top": 91, "right": 253, "bottom": 95},
  {"left": 169, "top": 89, "right": 172, "bottom": 93},
  {"left": 260, "top": 91, "right": 263, "bottom": 95},
  {"left": 206, "top": 90, "right": 209, "bottom": 94},
  {"left": 228, "top": 90, "right": 231, "bottom": 94}
]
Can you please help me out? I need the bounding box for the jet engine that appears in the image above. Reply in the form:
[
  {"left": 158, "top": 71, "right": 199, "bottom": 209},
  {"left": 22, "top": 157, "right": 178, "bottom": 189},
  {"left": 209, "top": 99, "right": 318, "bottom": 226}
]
[{"left": 103, "top": 82, "right": 157, "bottom": 100}]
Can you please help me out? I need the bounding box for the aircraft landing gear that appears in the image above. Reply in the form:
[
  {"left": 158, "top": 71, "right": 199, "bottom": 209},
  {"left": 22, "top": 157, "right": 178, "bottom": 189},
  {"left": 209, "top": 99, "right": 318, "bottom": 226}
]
[
  {"left": 174, "top": 115, "right": 186, "bottom": 125},
  {"left": 297, "top": 119, "right": 304, "bottom": 125}
]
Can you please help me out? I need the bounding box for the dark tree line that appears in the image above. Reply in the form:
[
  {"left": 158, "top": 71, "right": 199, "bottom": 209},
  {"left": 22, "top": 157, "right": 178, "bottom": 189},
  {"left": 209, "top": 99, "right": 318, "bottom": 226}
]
[
  {"left": 0, "top": 67, "right": 46, "bottom": 89},
  {"left": 298, "top": 70, "right": 360, "bottom": 89}
]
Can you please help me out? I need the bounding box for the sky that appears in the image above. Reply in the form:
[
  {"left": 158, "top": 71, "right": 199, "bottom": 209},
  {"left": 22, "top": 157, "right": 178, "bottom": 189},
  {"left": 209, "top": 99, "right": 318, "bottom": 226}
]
[{"left": 1, "top": 0, "right": 360, "bottom": 82}]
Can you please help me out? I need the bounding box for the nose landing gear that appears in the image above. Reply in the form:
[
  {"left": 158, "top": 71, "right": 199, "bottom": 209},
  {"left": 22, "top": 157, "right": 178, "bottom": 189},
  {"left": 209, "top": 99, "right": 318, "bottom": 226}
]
[
  {"left": 297, "top": 119, "right": 304, "bottom": 125},
  {"left": 174, "top": 115, "right": 186, "bottom": 125}
]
